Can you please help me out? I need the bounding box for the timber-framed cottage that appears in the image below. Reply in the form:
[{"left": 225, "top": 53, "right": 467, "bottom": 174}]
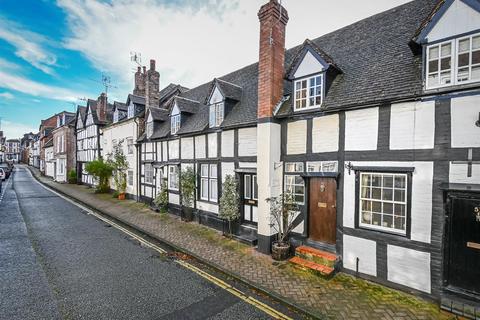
[{"left": 137, "top": 0, "right": 480, "bottom": 308}]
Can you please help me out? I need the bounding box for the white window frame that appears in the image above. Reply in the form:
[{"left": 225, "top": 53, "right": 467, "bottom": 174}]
[
  {"left": 171, "top": 114, "right": 181, "bottom": 135},
  {"left": 358, "top": 172, "right": 408, "bottom": 235},
  {"left": 127, "top": 138, "right": 134, "bottom": 154},
  {"left": 127, "top": 170, "right": 134, "bottom": 186},
  {"left": 144, "top": 164, "right": 154, "bottom": 184},
  {"left": 168, "top": 165, "right": 179, "bottom": 190},
  {"left": 306, "top": 161, "right": 338, "bottom": 173},
  {"left": 426, "top": 40, "right": 453, "bottom": 89},
  {"left": 426, "top": 32, "right": 480, "bottom": 89},
  {"left": 200, "top": 163, "right": 218, "bottom": 202},
  {"left": 284, "top": 162, "right": 305, "bottom": 205},
  {"left": 294, "top": 74, "right": 324, "bottom": 111},
  {"left": 209, "top": 102, "right": 224, "bottom": 128},
  {"left": 146, "top": 121, "right": 153, "bottom": 138}
]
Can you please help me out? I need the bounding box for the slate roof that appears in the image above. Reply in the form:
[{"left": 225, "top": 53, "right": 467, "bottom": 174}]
[
  {"left": 149, "top": 107, "right": 169, "bottom": 121},
  {"left": 114, "top": 101, "right": 128, "bottom": 112},
  {"left": 175, "top": 96, "right": 199, "bottom": 114},
  {"left": 146, "top": 0, "right": 439, "bottom": 138},
  {"left": 211, "top": 78, "right": 243, "bottom": 102},
  {"left": 127, "top": 94, "right": 145, "bottom": 106}
]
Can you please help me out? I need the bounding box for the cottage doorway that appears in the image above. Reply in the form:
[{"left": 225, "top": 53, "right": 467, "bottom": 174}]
[
  {"left": 241, "top": 174, "right": 258, "bottom": 225},
  {"left": 308, "top": 177, "right": 336, "bottom": 244},
  {"left": 446, "top": 192, "right": 480, "bottom": 296}
]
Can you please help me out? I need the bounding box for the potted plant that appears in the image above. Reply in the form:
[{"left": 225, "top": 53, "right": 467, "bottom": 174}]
[
  {"left": 153, "top": 180, "right": 169, "bottom": 213},
  {"left": 107, "top": 140, "right": 129, "bottom": 200},
  {"left": 180, "top": 166, "right": 196, "bottom": 222},
  {"left": 266, "top": 193, "right": 299, "bottom": 261},
  {"left": 85, "top": 158, "right": 113, "bottom": 193},
  {"left": 219, "top": 174, "right": 240, "bottom": 237}
]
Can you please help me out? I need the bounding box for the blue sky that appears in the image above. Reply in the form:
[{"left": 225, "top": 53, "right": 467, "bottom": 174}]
[{"left": 0, "top": 0, "right": 409, "bottom": 139}]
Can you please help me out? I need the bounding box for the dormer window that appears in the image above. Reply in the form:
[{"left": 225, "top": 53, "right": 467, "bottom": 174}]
[
  {"left": 128, "top": 103, "right": 134, "bottom": 118},
  {"left": 294, "top": 74, "right": 323, "bottom": 111},
  {"left": 171, "top": 114, "right": 181, "bottom": 135},
  {"left": 209, "top": 102, "right": 224, "bottom": 128},
  {"left": 425, "top": 33, "right": 480, "bottom": 89}
]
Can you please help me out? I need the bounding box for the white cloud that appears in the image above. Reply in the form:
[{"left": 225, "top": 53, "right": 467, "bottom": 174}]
[
  {"left": 0, "top": 17, "right": 57, "bottom": 75},
  {"left": 1, "top": 120, "right": 36, "bottom": 140},
  {"left": 0, "top": 92, "right": 14, "bottom": 100},
  {"left": 0, "top": 70, "right": 87, "bottom": 102},
  {"left": 59, "top": 0, "right": 409, "bottom": 91}
]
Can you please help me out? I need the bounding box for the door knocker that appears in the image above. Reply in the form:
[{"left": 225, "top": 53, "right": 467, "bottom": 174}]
[
  {"left": 474, "top": 206, "right": 480, "bottom": 222},
  {"left": 320, "top": 184, "right": 326, "bottom": 192}
]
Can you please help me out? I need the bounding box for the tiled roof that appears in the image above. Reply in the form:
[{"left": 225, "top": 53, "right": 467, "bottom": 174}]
[
  {"left": 148, "top": 0, "right": 439, "bottom": 138},
  {"left": 149, "top": 107, "right": 169, "bottom": 121}
]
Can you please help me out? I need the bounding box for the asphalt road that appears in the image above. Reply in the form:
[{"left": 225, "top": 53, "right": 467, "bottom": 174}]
[{"left": 0, "top": 167, "right": 296, "bottom": 320}]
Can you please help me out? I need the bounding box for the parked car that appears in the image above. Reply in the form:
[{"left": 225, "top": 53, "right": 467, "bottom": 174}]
[
  {"left": 0, "top": 168, "right": 5, "bottom": 181},
  {"left": 0, "top": 164, "right": 11, "bottom": 179}
]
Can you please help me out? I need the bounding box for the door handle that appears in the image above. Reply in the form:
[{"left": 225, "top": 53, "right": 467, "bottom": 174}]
[{"left": 331, "top": 205, "right": 336, "bottom": 208}]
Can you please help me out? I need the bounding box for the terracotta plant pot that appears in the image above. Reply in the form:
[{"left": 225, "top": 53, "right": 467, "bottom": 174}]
[
  {"left": 271, "top": 242, "right": 291, "bottom": 261},
  {"left": 118, "top": 193, "right": 126, "bottom": 200}
]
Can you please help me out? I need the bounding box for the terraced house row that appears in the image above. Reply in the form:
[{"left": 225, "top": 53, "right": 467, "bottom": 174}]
[{"left": 60, "top": 0, "right": 480, "bottom": 310}]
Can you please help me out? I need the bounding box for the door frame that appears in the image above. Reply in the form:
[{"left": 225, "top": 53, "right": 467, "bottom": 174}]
[
  {"left": 443, "top": 190, "right": 480, "bottom": 299},
  {"left": 303, "top": 173, "right": 339, "bottom": 246}
]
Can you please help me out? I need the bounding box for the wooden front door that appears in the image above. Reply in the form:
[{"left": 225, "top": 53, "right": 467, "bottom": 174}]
[
  {"left": 446, "top": 193, "right": 480, "bottom": 295},
  {"left": 309, "top": 178, "right": 337, "bottom": 244}
]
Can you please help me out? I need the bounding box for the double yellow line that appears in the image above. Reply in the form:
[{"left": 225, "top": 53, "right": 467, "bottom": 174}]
[{"left": 31, "top": 170, "right": 293, "bottom": 320}]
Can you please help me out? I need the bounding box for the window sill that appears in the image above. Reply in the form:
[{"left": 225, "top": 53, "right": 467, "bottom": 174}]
[{"left": 357, "top": 225, "right": 408, "bottom": 238}]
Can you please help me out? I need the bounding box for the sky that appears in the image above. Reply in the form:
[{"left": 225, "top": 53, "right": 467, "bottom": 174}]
[{"left": 0, "top": 0, "right": 410, "bottom": 139}]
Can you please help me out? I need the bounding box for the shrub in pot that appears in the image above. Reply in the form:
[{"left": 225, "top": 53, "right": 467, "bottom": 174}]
[
  {"left": 180, "top": 166, "right": 196, "bottom": 222},
  {"left": 107, "top": 140, "right": 129, "bottom": 200},
  {"left": 219, "top": 175, "right": 240, "bottom": 237},
  {"left": 153, "top": 180, "right": 169, "bottom": 213},
  {"left": 266, "top": 193, "right": 300, "bottom": 261}
]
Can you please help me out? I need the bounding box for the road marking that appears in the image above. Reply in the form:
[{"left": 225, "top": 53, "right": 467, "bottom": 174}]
[
  {"left": 25, "top": 167, "right": 293, "bottom": 320},
  {"left": 0, "top": 174, "right": 13, "bottom": 203}
]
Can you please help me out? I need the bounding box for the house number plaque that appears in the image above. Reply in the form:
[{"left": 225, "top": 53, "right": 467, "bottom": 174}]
[{"left": 474, "top": 206, "right": 480, "bottom": 222}]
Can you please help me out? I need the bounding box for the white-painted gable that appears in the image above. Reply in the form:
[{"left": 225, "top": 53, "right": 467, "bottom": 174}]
[
  {"left": 294, "top": 51, "right": 325, "bottom": 78},
  {"left": 209, "top": 86, "right": 224, "bottom": 105},
  {"left": 426, "top": 0, "right": 480, "bottom": 42},
  {"left": 76, "top": 113, "right": 83, "bottom": 129},
  {"left": 146, "top": 112, "right": 153, "bottom": 123},
  {"left": 172, "top": 103, "right": 180, "bottom": 116},
  {"left": 86, "top": 108, "right": 94, "bottom": 125}
]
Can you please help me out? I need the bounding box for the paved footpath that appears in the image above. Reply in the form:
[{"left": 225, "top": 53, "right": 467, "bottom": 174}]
[
  {"left": 3, "top": 167, "right": 299, "bottom": 320},
  {"left": 28, "top": 165, "right": 454, "bottom": 320}
]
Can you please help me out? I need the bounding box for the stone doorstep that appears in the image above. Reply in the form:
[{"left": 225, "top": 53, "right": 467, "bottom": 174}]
[{"left": 295, "top": 245, "right": 338, "bottom": 268}]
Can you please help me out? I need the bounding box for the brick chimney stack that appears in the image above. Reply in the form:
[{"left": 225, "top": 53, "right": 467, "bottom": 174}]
[
  {"left": 257, "top": 0, "right": 288, "bottom": 119},
  {"left": 145, "top": 59, "right": 160, "bottom": 107},
  {"left": 97, "top": 92, "right": 108, "bottom": 122},
  {"left": 256, "top": 0, "right": 288, "bottom": 254},
  {"left": 133, "top": 66, "right": 146, "bottom": 96}
]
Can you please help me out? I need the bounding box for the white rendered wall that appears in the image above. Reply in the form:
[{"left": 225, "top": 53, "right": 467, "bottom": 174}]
[
  {"left": 238, "top": 127, "right": 257, "bottom": 157},
  {"left": 181, "top": 137, "right": 194, "bottom": 159},
  {"left": 287, "top": 120, "right": 307, "bottom": 155},
  {"left": 294, "top": 51, "right": 325, "bottom": 78},
  {"left": 449, "top": 162, "right": 480, "bottom": 183},
  {"left": 208, "top": 133, "right": 217, "bottom": 158},
  {"left": 451, "top": 95, "right": 480, "bottom": 148},
  {"left": 390, "top": 101, "right": 435, "bottom": 150},
  {"left": 387, "top": 245, "right": 431, "bottom": 293},
  {"left": 169, "top": 139, "right": 180, "bottom": 160},
  {"left": 195, "top": 135, "right": 206, "bottom": 159},
  {"left": 345, "top": 108, "right": 378, "bottom": 151},
  {"left": 221, "top": 130, "right": 234, "bottom": 157},
  {"left": 312, "top": 114, "right": 339, "bottom": 153},
  {"left": 426, "top": 0, "right": 480, "bottom": 42},
  {"left": 343, "top": 235, "right": 377, "bottom": 276}
]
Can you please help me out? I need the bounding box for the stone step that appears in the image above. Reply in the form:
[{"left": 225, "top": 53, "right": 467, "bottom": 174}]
[
  {"left": 295, "top": 245, "right": 338, "bottom": 268},
  {"left": 289, "top": 256, "right": 334, "bottom": 277}
]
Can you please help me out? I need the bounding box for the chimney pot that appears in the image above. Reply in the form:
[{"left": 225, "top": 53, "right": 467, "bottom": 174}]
[
  {"left": 137, "top": 66, "right": 141, "bottom": 72},
  {"left": 143, "top": 66, "right": 146, "bottom": 73},
  {"left": 150, "top": 59, "right": 155, "bottom": 71}
]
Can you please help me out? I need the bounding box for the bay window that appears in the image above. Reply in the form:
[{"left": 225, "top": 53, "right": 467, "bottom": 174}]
[
  {"left": 200, "top": 164, "right": 218, "bottom": 202},
  {"left": 294, "top": 74, "right": 323, "bottom": 111},
  {"left": 358, "top": 172, "right": 408, "bottom": 235}
]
